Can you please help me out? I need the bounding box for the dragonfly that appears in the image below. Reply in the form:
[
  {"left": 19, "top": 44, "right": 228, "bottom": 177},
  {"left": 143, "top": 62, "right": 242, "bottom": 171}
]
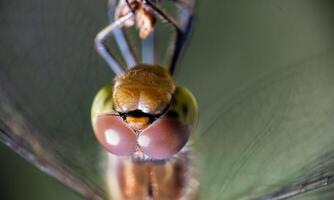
[
  {"left": 91, "top": 0, "right": 198, "bottom": 199},
  {"left": 1, "top": 1, "right": 334, "bottom": 200}
]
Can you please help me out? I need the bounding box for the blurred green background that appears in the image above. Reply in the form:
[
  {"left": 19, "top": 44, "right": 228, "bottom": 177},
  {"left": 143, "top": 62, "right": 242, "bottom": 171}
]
[{"left": 1, "top": 0, "right": 334, "bottom": 199}]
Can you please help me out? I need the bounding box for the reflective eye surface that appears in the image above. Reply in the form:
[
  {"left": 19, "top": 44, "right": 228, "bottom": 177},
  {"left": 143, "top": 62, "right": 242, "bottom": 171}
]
[
  {"left": 138, "top": 117, "right": 190, "bottom": 160},
  {"left": 94, "top": 115, "right": 137, "bottom": 156}
]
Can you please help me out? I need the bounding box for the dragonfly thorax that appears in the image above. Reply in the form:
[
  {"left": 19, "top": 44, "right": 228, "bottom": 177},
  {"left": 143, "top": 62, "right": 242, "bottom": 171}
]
[{"left": 112, "top": 65, "right": 175, "bottom": 116}]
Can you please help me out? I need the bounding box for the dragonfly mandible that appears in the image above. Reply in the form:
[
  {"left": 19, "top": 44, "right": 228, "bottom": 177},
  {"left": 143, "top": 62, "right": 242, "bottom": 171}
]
[{"left": 91, "top": 0, "right": 198, "bottom": 199}]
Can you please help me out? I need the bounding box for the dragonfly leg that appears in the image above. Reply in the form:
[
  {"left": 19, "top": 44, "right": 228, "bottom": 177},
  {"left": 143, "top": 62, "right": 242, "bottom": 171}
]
[
  {"left": 95, "top": 12, "right": 134, "bottom": 75},
  {"left": 146, "top": 0, "right": 194, "bottom": 75},
  {"left": 107, "top": 0, "right": 138, "bottom": 68},
  {"left": 118, "top": 0, "right": 155, "bottom": 65},
  {"left": 142, "top": 32, "right": 155, "bottom": 65},
  {"left": 171, "top": 0, "right": 195, "bottom": 28}
]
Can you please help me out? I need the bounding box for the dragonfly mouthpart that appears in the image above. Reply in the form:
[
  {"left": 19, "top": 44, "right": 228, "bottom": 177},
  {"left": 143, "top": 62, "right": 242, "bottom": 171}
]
[{"left": 115, "top": 0, "right": 158, "bottom": 38}]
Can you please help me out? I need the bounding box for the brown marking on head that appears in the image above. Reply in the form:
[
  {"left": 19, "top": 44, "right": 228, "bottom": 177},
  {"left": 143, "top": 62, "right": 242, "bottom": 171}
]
[
  {"left": 126, "top": 116, "right": 150, "bottom": 131},
  {"left": 113, "top": 65, "right": 175, "bottom": 115}
]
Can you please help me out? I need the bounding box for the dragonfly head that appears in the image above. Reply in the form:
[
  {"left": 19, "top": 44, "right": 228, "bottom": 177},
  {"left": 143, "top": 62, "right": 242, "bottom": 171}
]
[{"left": 91, "top": 65, "right": 198, "bottom": 161}]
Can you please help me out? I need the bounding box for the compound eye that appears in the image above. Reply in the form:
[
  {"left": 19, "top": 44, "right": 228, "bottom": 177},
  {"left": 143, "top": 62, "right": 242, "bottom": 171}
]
[
  {"left": 138, "top": 117, "right": 190, "bottom": 160},
  {"left": 93, "top": 115, "right": 137, "bottom": 156}
]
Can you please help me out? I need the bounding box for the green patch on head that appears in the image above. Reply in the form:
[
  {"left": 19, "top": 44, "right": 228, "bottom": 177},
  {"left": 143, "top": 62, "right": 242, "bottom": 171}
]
[
  {"left": 168, "top": 86, "right": 198, "bottom": 130},
  {"left": 91, "top": 83, "right": 117, "bottom": 123}
]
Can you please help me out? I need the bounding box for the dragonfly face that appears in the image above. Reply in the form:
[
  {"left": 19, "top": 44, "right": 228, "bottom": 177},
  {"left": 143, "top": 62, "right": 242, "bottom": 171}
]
[{"left": 91, "top": 65, "right": 198, "bottom": 160}]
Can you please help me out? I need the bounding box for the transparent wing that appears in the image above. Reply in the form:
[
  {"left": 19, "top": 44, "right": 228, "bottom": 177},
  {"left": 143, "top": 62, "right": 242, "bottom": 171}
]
[
  {"left": 194, "top": 52, "right": 334, "bottom": 199},
  {"left": 290, "top": 185, "right": 334, "bottom": 200},
  {"left": 0, "top": 0, "right": 112, "bottom": 199},
  {"left": 177, "top": 1, "right": 334, "bottom": 199},
  {"left": 1, "top": 1, "right": 334, "bottom": 200}
]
